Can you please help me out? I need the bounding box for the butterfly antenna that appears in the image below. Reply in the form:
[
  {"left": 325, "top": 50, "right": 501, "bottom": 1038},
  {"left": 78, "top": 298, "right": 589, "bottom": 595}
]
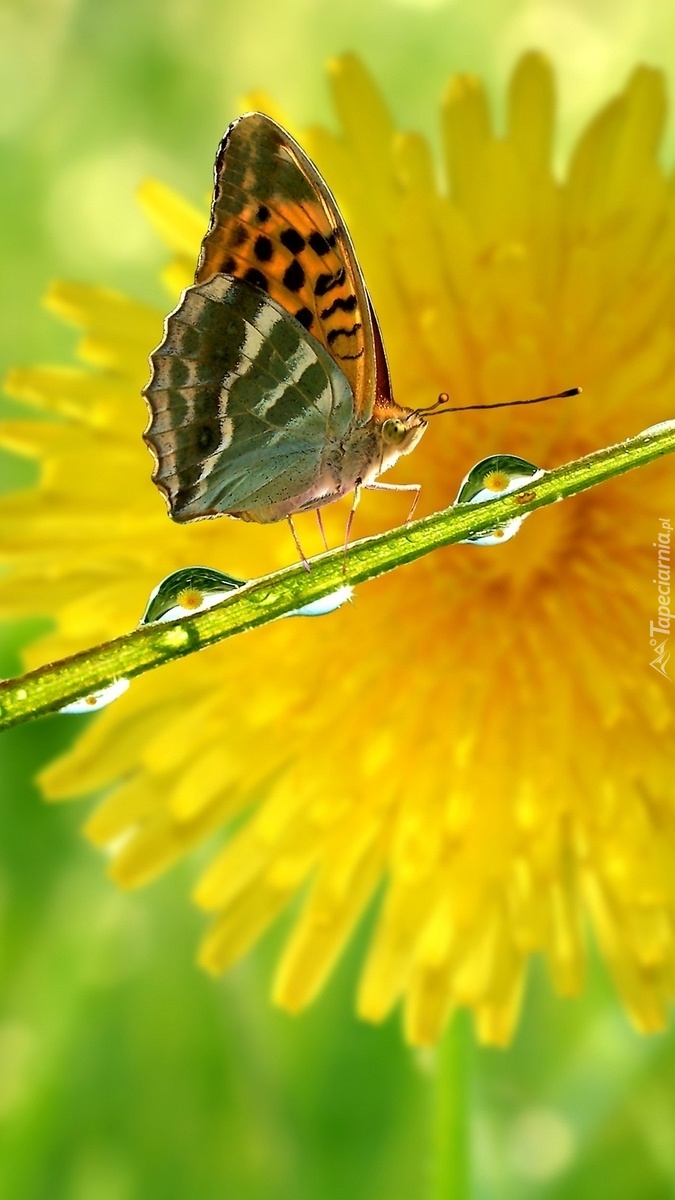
[{"left": 418, "top": 387, "right": 581, "bottom": 417}]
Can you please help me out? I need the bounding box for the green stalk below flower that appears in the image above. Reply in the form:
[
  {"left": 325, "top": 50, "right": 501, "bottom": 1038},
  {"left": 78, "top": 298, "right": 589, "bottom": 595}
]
[{"left": 432, "top": 1012, "right": 472, "bottom": 1200}]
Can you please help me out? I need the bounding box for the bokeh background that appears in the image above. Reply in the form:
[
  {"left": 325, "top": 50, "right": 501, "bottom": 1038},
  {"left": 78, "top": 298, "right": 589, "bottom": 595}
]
[{"left": 2, "top": 1, "right": 675, "bottom": 1196}]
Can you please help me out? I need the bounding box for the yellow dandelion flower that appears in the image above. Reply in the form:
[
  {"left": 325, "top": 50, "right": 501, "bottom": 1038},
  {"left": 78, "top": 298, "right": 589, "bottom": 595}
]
[{"left": 2, "top": 53, "right": 674, "bottom": 1047}]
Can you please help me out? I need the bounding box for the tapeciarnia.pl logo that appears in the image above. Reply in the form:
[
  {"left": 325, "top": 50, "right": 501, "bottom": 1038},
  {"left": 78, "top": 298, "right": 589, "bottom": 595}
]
[{"left": 650, "top": 517, "right": 672, "bottom": 679}]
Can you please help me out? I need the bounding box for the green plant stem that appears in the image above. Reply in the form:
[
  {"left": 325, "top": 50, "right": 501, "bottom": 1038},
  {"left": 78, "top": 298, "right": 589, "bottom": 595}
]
[
  {"left": 433, "top": 1013, "right": 471, "bottom": 1200},
  {"left": 0, "top": 417, "right": 674, "bottom": 731}
]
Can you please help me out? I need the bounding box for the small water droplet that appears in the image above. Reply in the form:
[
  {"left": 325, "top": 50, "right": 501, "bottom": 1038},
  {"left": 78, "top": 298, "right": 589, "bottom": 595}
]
[
  {"left": 642, "top": 419, "right": 675, "bottom": 437},
  {"left": 291, "top": 586, "right": 353, "bottom": 617},
  {"left": 60, "top": 678, "right": 129, "bottom": 714},
  {"left": 467, "top": 517, "right": 525, "bottom": 545}
]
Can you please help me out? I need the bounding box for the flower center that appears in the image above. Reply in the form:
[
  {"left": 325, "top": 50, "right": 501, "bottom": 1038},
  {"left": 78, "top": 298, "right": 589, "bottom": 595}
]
[
  {"left": 176, "top": 588, "right": 205, "bottom": 610},
  {"left": 484, "top": 471, "right": 510, "bottom": 492}
]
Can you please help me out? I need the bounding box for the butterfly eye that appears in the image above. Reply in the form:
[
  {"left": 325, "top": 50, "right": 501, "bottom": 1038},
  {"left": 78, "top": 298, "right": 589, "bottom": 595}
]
[{"left": 381, "top": 418, "right": 407, "bottom": 445}]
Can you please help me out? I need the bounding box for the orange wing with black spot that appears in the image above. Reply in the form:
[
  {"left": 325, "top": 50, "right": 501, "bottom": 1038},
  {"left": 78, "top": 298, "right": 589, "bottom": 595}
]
[{"left": 194, "top": 111, "right": 391, "bottom": 421}]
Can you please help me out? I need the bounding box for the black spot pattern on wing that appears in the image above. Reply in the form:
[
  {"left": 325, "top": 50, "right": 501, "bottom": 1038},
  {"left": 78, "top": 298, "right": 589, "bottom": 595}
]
[
  {"left": 295, "top": 306, "right": 313, "bottom": 330},
  {"left": 314, "top": 268, "right": 346, "bottom": 297},
  {"left": 254, "top": 235, "right": 273, "bottom": 261},
  {"left": 320, "top": 294, "right": 358, "bottom": 319},
  {"left": 327, "top": 322, "right": 362, "bottom": 346},
  {"left": 243, "top": 267, "right": 268, "bottom": 292},
  {"left": 308, "top": 231, "right": 330, "bottom": 256},
  {"left": 283, "top": 260, "right": 305, "bottom": 292},
  {"left": 280, "top": 227, "right": 306, "bottom": 254},
  {"left": 192, "top": 112, "right": 392, "bottom": 417}
]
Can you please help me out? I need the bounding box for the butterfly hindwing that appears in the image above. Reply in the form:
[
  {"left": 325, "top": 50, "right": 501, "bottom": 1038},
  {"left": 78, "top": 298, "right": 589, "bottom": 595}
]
[
  {"left": 194, "top": 112, "right": 390, "bottom": 420},
  {"left": 143, "top": 274, "right": 356, "bottom": 521}
]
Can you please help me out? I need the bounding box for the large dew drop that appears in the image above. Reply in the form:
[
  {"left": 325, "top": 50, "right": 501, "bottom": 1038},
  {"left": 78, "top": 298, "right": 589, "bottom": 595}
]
[
  {"left": 140, "top": 566, "right": 353, "bottom": 624},
  {"left": 455, "top": 454, "right": 543, "bottom": 545}
]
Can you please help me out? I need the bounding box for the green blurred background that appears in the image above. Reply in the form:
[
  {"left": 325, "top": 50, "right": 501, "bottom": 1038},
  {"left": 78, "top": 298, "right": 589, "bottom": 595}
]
[{"left": 2, "top": 1, "right": 675, "bottom": 1196}]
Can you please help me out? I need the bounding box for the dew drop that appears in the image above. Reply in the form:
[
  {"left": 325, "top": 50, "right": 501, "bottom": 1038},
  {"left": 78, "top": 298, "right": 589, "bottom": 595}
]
[
  {"left": 291, "top": 586, "right": 353, "bottom": 617},
  {"left": 142, "top": 568, "right": 354, "bottom": 628},
  {"left": 455, "top": 454, "right": 543, "bottom": 505},
  {"left": 468, "top": 518, "right": 526, "bottom": 546},
  {"left": 455, "top": 454, "right": 543, "bottom": 545},
  {"left": 60, "top": 678, "right": 130, "bottom": 714},
  {"left": 641, "top": 418, "right": 675, "bottom": 437},
  {"left": 140, "top": 566, "right": 243, "bottom": 624}
]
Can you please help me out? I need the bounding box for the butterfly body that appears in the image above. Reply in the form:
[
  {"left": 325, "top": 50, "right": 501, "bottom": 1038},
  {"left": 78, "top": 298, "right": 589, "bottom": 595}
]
[{"left": 143, "top": 113, "right": 427, "bottom": 527}]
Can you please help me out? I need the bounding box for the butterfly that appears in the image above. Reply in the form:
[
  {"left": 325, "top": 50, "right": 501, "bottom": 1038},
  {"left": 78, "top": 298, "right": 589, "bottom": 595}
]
[
  {"left": 142, "top": 113, "right": 579, "bottom": 557},
  {"left": 142, "top": 112, "right": 436, "bottom": 556}
]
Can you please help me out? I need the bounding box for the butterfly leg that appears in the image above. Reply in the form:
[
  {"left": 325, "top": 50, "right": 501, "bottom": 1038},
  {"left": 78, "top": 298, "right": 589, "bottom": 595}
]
[
  {"left": 287, "top": 515, "right": 311, "bottom": 572},
  {"left": 316, "top": 508, "right": 329, "bottom": 552},
  {"left": 342, "top": 479, "right": 363, "bottom": 575},
  {"left": 364, "top": 480, "right": 422, "bottom": 522}
]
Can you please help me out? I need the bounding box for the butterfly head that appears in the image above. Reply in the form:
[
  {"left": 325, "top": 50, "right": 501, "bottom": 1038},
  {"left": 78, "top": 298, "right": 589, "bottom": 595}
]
[
  {"left": 375, "top": 392, "right": 455, "bottom": 466},
  {"left": 377, "top": 391, "right": 454, "bottom": 456},
  {"left": 375, "top": 408, "right": 429, "bottom": 471}
]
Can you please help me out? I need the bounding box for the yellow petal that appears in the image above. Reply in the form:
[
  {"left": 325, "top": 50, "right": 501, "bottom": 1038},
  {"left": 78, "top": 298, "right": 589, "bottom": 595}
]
[
  {"left": 273, "top": 845, "right": 382, "bottom": 1012},
  {"left": 136, "top": 179, "right": 205, "bottom": 259},
  {"left": 507, "top": 52, "right": 555, "bottom": 181}
]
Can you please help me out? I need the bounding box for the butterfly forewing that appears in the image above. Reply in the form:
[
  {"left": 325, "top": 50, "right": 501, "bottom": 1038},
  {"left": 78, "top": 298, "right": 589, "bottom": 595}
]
[
  {"left": 194, "top": 112, "right": 386, "bottom": 420},
  {"left": 143, "top": 113, "right": 410, "bottom": 528},
  {"left": 143, "top": 275, "right": 355, "bottom": 522}
]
